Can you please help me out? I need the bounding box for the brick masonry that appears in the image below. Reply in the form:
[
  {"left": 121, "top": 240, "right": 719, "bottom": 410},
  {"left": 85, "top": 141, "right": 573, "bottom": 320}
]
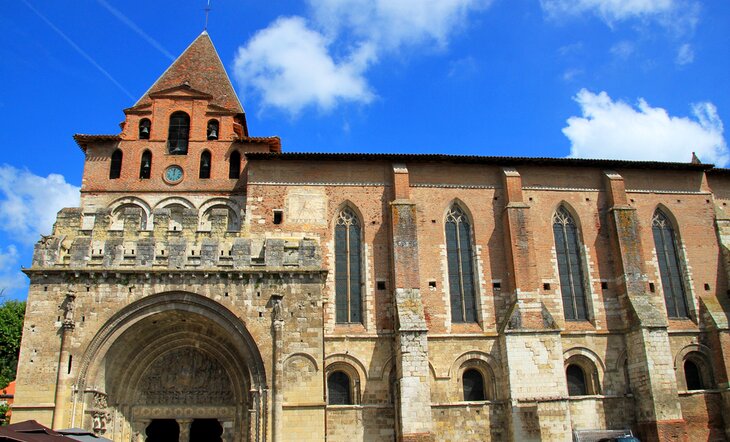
[{"left": 10, "top": 31, "right": 730, "bottom": 442}]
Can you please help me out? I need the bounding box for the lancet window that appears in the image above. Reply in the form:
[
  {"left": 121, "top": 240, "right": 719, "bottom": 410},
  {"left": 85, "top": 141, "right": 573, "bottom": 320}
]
[
  {"left": 652, "top": 209, "right": 689, "bottom": 318},
  {"left": 446, "top": 204, "right": 477, "bottom": 323},
  {"left": 335, "top": 207, "right": 362, "bottom": 323},
  {"left": 553, "top": 206, "right": 588, "bottom": 320}
]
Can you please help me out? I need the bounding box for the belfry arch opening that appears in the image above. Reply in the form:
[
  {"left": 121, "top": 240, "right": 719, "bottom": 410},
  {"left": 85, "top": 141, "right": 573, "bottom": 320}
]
[{"left": 75, "top": 292, "right": 267, "bottom": 442}]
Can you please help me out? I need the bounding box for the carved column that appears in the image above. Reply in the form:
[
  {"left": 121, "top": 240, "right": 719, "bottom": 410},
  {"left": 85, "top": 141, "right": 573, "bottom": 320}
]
[
  {"left": 52, "top": 287, "right": 76, "bottom": 429},
  {"left": 133, "top": 420, "right": 149, "bottom": 442},
  {"left": 177, "top": 418, "right": 192, "bottom": 442},
  {"left": 271, "top": 295, "right": 284, "bottom": 442},
  {"left": 249, "top": 388, "right": 260, "bottom": 442}
]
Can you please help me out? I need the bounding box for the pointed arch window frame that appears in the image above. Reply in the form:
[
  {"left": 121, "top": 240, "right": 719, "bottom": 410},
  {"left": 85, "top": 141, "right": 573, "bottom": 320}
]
[
  {"left": 553, "top": 205, "right": 590, "bottom": 321},
  {"left": 334, "top": 206, "right": 363, "bottom": 324},
  {"left": 652, "top": 209, "right": 690, "bottom": 319},
  {"left": 445, "top": 203, "right": 478, "bottom": 323}
]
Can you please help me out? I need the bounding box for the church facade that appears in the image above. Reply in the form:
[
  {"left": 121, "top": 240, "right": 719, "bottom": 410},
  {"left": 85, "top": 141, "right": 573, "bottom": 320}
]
[{"left": 10, "top": 32, "right": 730, "bottom": 442}]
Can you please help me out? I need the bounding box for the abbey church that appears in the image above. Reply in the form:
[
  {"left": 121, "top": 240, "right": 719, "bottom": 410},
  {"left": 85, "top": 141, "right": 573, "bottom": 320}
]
[{"left": 9, "top": 31, "right": 730, "bottom": 442}]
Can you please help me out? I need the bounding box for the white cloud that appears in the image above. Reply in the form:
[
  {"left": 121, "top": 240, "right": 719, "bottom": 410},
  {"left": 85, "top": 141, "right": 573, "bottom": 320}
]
[
  {"left": 0, "top": 165, "right": 80, "bottom": 244},
  {"left": 308, "top": 0, "right": 491, "bottom": 51},
  {"left": 675, "top": 43, "right": 694, "bottom": 65},
  {"left": 540, "top": 0, "right": 698, "bottom": 32},
  {"left": 234, "top": 17, "right": 374, "bottom": 114},
  {"left": 0, "top": 245, "right": 26, "bottom": 295},
  {"left": 234, "top": 1, "right": 491, "bottom": 114},
  {"left": 563, "top": 89, "right": 728, "bottom": 166}
]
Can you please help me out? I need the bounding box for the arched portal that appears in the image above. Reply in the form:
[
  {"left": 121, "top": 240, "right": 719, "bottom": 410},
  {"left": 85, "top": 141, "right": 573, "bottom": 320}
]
[{"left": 74, "top": 292, "right": 267, "bottom": 442}]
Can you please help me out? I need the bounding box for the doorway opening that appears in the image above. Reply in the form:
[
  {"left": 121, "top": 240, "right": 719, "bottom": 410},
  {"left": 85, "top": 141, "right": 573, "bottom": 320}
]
[
  {"left": 146, "top": 419, "right": 179, "bottom": 442},
  {"left": 190, "top": 419, "right": 223, "bottom": 442}
]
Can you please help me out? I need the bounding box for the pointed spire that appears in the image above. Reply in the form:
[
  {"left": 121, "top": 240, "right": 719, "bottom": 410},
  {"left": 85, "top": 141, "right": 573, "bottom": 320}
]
[
  {"left": 691, "top": 152, "right": 701, "bottom": 164},
  {"left": 134, "top": 32, "right": 243, "bottom": 114}
]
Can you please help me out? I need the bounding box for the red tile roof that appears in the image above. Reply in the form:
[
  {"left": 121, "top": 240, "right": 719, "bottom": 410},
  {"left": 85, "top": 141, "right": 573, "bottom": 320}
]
[{"left": 134, "top": 31, "right": 244, "bottom": 114}]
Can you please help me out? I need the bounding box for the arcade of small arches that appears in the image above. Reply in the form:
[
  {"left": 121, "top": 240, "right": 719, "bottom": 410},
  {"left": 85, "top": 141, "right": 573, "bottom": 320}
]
[
  {"left": 106, "top": 196, "right": 243, "bottom": 232},
  {"left": 322, "top": 344, "right": 717, "bottom": 407}
]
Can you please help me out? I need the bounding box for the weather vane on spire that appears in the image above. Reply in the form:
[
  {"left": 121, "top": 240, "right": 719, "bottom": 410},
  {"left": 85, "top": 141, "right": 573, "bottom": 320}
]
[{"left": 204, "top": 0, "right": 212, "bottom": 31}]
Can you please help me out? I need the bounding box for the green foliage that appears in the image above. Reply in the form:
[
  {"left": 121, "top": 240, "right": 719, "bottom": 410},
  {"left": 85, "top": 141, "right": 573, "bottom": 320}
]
[
  {"left": 0, "top": 403, "right": 8, "bottom": 425},
  {"left": 0, "top": 300, "right": 26, "bottom": 389}
]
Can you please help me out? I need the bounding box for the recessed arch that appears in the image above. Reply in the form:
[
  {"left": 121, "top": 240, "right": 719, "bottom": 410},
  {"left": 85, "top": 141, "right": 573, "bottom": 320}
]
[
  {"left": 332, "top": 203, "right": 364, "bottom": 324},
  {"left": 108, "top": 197, "right": 152, "bottom": 230},
  {"left": 153, "top": 196, "right": 195, "bottom": 210},
  {"left": 564, "top": 348, "right": 604, "bottom": 396},
  {"left": 76, "top": 291, "right": 267, "bottom": 395},
  {"left": 553, "top": 203, "right": 590, "bottom": 321},
  {"left": 674, "top": 344, "right": 714, "bottom": 391},
  {"left": 199, "top": 198, "right": 242, "bottom": 232}
]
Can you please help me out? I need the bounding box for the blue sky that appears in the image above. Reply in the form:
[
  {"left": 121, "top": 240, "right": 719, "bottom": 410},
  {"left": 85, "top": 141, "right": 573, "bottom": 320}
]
[{"left": 0, "top": 0, "right": 728, "bottom": 299}]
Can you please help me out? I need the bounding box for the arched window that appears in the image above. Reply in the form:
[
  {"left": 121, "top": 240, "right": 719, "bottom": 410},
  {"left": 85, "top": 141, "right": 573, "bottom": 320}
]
[
  {"left": 199, "top": 150, "right": 211, "bottom": 179},
  {"left": 229, "top": 151, "right": 241, "bottom": 179},
  {"left": 138, "top": 118, "right": 151, "bottom": 139},
  {"left": 566, "top": 364, "right": 587, "bottom": 396},
  {"left": 168, "top": 111, "right": 189, "bottom": 154},
  {"left": 463, "top": 369, "right": 486, "bottom": 401},
  {"left": 553, "top": 206, "right": 588, "bottom": 320},
  {"left": 109, "top": 149, "right": 123, "bottom": 179},
  {"left": 327, "top": 371, "right": 352, "bottom": 405},
  {"left": 446, "top": 204, "right": 476, "bottom": 323},
  {"left": 652, "top": 210, "right": 689, "bottom": 318},
  {"left": 335, "top": 207, "right": 362, "bottom": 323},
  {"left": 684, "top": 360, "right": 704, "bottom": 390},
  {"left": 139, "top": 150, "right": 152, "bottom": 179},
  {"left": 207, "top": 119, "right": 219, "bottom": 140}
]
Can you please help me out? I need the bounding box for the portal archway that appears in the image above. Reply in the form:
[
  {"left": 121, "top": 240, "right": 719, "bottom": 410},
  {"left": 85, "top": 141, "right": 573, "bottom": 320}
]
[{"left": 74, "top": 292, "right": 268, "bottom": 442}]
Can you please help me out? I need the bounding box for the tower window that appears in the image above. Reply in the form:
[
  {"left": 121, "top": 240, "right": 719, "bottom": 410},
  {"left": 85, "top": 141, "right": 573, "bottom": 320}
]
[
  {"left": 446, "top": 204, "right": 477, "bottom": 323},
  {"left": 168, "top": 111, "right": 190, "bottom": 154},
  {"left": 207, "top": 119, "right": 219, "bottom": 140},
  {"left": 199, "top": 150, "right": 211, "bottom": 179},
  {"left": 229, "top": 151, "right": 241, "bottom": 179},
  {"left": 566, "top": 364, "right": 587, "bottom": 396},
  {"left": 553, "top": 206, "right": 588, "bottom": 320},
  {"left": 652, "top": 209, "right": 689, "bottom": 318},
  {"left": 327, "top": 371, "right": 352, "bottom": 405},
  {"left": 335, "top": 207, "right": 362, "bottom": 323},
  {"left": 139, "top": 150, "right": 152, "bottom": 179},
  {"left": 109, "top": 149, "right": 123, "bottom": 179},
  {"left": 463, "top": 369, "right": 486, "bottom": 401},
  {"left": 139, "top": 118, "right": 151, "bottom": 139}
]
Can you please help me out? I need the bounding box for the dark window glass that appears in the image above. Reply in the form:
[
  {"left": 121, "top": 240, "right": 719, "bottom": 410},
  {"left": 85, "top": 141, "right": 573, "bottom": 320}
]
[
  {"left": 335, "top": 207, "right": 362, "bottom": 323},
  {"left": 463, "top": 369, "right": 486, "bottom": 401},
  {"left": 229, "top": 151, "right": 241, "bottom": 179},
  {"left": 109, "top": 149, "right": 123, "bottom": 179},
  {"left": 566, "top": 364, "right": 587, "bottom": 396},
  {"left": 446, "top": 204, "right": 476, "bottom": 323},
  {"left": 652, "top": 210, "right": 689, "bottom": 318},
  {"left": 168, "top": 111, "right": 189, "bottom": 154},
  {"left": 199, "top": 150, "right": 211, "bottom": 179},
  {"left": 553, "top": 206, "right": 588, "bottom": 320},
  {"left": 207, "top": 119, "right": 219, "bottom": 140},
  {"left": 684, "top": 360, "right": 703, "bottom": 390},
  {"left": 139, "top": 150, "right": 152, "bottom": 179},
  {"left": 139, "top": 118, "right": 151, "bottom": 140},
  {"left": 327, "top": 371, "right": 352, "bottom": 405}
]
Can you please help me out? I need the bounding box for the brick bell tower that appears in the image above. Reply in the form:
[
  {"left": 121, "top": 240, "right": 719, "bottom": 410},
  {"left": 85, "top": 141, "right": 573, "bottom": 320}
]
[{"left": 74, "top": 30, "right": 280, "bottom": 210}]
